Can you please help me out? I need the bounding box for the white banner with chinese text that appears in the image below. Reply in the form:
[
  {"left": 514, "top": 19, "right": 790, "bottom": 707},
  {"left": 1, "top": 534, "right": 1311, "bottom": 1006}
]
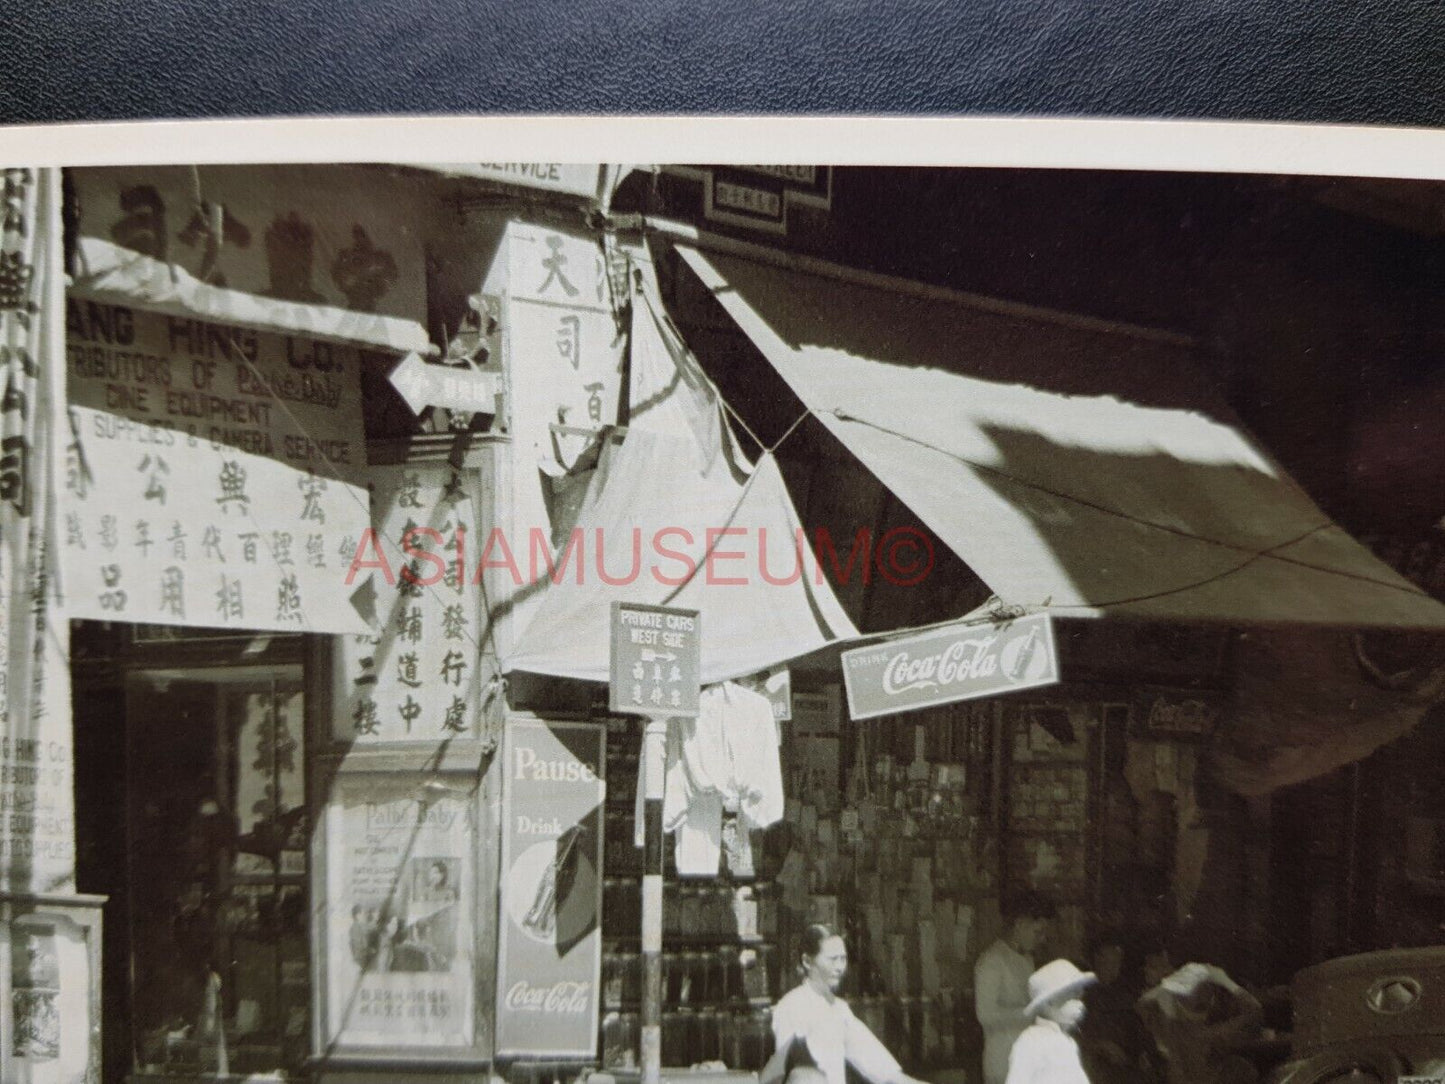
[{"left": 63, "top": 301, "right": 372, "bottom": 633}]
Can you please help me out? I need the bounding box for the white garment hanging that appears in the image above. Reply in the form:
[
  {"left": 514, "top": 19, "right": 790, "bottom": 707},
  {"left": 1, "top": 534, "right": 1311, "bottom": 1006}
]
[{"left": 662, "top": 681, "right": 784, "bottom": 875}]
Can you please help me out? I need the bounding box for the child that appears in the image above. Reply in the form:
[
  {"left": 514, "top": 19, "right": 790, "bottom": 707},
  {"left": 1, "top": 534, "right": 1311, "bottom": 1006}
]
[{"left": 1005, "top": 959, "right": 1097, "bottom": 1084}]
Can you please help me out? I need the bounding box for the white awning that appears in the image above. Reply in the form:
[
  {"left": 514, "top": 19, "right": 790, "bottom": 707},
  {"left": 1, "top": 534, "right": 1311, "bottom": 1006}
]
[{"left": 677, "top": 243, "right": 1445, "bottom": 630}]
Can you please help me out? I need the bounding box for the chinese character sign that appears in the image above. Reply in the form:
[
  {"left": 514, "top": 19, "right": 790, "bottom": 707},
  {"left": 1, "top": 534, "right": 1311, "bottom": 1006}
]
[
  {"left": 71, "top": 165, "right": 426, "bottom": 330},
  {"left": 0, "top": 168, "right": 77, "bottom": 895},
  {"left": 608, "top": 603, "right": 701, "bottom": 717},
  {"left": 323, "top": 776, "right": 476, "bottom": 1050},
  {"left": 333, "top": 464, "right": 484, "bottom": 743},
  {"left": 63, "top": 301, "right": 372, "bottom": 633},
  {"left": 501, "top": 224, "right": 626, "bottom": 646}
]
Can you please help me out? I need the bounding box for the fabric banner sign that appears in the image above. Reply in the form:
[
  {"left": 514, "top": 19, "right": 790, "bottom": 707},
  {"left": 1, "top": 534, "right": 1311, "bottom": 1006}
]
[
  {"left": 63, "top": 300, "right": 372, "bottom": 633},
  {"left": 323, "top": 775, "right": 476, "bottom": 1050},
  {"left": 333, "top": 463, "right": 486, "bottom": 744},
  {"left": 70, "top": 165, "right": 428, "bottom": 349},
  {"left": 0, "top": 169, "right": 77, "bottom": 896},
  {"left": 495, "top": 719, "right": 605, "bottom": 1058}
]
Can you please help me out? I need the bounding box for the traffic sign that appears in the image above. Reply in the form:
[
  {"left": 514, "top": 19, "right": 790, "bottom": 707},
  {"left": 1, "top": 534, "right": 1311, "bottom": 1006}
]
[
  {"left": 388, "top": 351, "right": 501, "bottom": 416},
  {"left": 609, "top": 602, "right": 701, "bottom": 717}
]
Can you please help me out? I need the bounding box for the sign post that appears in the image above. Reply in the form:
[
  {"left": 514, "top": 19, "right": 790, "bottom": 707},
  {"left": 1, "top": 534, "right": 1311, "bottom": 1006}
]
[
  {"left": 388, "top": 352, "right": 501, "bottom": 417},
  {"left": 609, "top": 603, "right": 700, "bottom": 1084}
]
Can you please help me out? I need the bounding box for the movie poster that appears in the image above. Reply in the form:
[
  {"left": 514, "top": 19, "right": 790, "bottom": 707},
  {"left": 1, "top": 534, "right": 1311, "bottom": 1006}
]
[{"left": 323, "top": 776, "right": 475, "bottom": 1049}]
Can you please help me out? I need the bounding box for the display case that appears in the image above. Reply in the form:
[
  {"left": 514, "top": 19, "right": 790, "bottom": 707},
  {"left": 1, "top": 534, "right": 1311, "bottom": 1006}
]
[{"left": 598, "top": 715, "right": 780, "bottom": 1074}]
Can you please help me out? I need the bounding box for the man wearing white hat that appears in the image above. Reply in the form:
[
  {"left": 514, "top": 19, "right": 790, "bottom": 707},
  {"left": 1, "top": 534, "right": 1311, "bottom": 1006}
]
[
  {"left": 1137, "top": 962, "right": 1263, "bottom": 1084},
  {"left": 1003, "top": 959, "right": 1096, "bottom": 1084}
]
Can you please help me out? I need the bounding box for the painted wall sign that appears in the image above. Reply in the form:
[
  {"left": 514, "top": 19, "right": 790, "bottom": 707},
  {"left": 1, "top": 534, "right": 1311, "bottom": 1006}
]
[
  {"left": 333, "top": 464, "right": 485, "bottom": 744},
  {"left": 323, "top": 776, "right": 477, "bottom": 1050},
  {"left": 63, "top": 300, "right": 372, "bottom": 634},
  {"left": 495, "top": 719, "right": 606, "bottom": 1058},
  {"left": 609, "top": 603, "right": 701, "bottom": 718},
  {"left": 666, "top": 166, "right": 833, "bottom": 234},
  {"left": 499, "top": 222, "right": 626, "bottom": 647},
  {"left": 841, "top": 612, "right": 1059, "bottom": 721}
]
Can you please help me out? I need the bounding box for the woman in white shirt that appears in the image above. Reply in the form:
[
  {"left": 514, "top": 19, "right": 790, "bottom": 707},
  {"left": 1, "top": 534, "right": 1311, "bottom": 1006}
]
[{"left": 762, "top": 924, "right": 927, "bottom": 1084}]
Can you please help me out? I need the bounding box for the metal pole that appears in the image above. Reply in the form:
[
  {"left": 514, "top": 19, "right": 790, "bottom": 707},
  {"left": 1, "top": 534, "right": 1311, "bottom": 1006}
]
[{"left": 641, "top": 717, "right": 667, "bottom": 1084}]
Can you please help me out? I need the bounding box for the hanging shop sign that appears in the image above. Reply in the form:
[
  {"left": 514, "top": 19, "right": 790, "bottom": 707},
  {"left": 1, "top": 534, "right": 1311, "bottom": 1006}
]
[
  {"left": 322, "top": 774, "right": 478, "bottom": 1051},
  {"left": 63, "top": 300, "right": 372, "bottom": 633},
  {"left": 333, "top": 463, "right": 485, "bottom": 744},
  {"left": 841, "top": 612, "right": 1059, "bottom": 721},
  {"left": 71, "top": 164, "right": 426, "bottom": 330},
  {"left": 387, "top": 352, "right": 500, "bottom": 417},
  {"left": 495, "top": 719, "right": 606, "bottom": 1058},
  {"left": 608, "top": 602, "right": 701, "bottom": 717},
  {"left": 665, "top": 166, "right": 833, "bottom": 234}
]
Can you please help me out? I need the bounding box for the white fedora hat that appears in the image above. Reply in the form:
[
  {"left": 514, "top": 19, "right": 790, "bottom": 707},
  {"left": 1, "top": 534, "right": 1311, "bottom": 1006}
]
[{"left": 1024, "top": 958, "right": 1097, "bottom": 1018}]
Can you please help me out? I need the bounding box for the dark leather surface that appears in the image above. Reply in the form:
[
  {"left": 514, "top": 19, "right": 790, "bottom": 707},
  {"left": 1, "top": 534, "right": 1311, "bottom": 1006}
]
[{"left": 4, "top": 0, "right": 1443, "bottom": 125}]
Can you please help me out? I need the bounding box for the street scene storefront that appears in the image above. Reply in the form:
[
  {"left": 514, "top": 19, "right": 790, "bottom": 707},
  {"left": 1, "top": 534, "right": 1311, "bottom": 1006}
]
[{"left": 0, "top": 159, "right": 1442, "bottom": 1084}]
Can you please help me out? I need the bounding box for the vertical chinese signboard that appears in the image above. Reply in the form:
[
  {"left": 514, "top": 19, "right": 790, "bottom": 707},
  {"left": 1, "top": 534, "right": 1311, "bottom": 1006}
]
[
  {"left": 495, "top": 719, "right": 606, "bottom": 1058},
  {"left": 63, "top": 300, "right": 373, "bottom": 633},
  {"left": 503, "top": 223, "right": 626, "bottom": 645},
  {"left": 323, "top": 775, "right": 477, "bottom": 1050},
  {"left": 332, "top": 463, "right": 485, "bottom": 744},
  {"left": 0, "top": 168, "right": 77, "bottom": 898}
]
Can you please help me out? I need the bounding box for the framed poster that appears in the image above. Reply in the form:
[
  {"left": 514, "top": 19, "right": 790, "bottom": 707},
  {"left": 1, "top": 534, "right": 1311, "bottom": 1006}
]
[
  {"left": 320, "top": 774, "right": 478, "bottom": 1052},
  {"left": 495, "top": 718, "right": 605, "bottom": 1059}
]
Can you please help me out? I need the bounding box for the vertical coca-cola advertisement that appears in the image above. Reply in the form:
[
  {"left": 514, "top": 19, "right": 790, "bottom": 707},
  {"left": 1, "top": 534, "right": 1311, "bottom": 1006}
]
[{"left": 495, "top": 718, "right": 606, "bottom": 1058}]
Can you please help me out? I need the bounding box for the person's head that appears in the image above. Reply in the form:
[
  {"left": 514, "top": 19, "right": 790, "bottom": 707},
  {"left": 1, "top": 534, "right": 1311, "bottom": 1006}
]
[
  {"left": 352, "top": 904, "right": 365, "bottom": 921},
  {"left": 1161, "top": 963, "right": 1225, "bottom": 1018},
  {"left": 1091, "top": 936, "right": 1125, "bottom": 985},
  {"left": 1005, "top": 893, "right": 1056, "bottom": 954},
  {"left": 799, "top": 924, "right": 848, "bottom": 993},
  {"left": 426, "top": 861, "right": 448, "bottom": 889},
  {"left": 1025, "top": 958, "right": 1096, "bottom": 1033},
  {"left": 1143, "top": 944, "right": 1174, "bottom": 990}
]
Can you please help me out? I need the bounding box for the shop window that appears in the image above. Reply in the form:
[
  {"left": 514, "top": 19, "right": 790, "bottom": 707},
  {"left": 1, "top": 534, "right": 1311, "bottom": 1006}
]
[{"left": 124, "top": 668, "right": 309, "bottom": 1077}]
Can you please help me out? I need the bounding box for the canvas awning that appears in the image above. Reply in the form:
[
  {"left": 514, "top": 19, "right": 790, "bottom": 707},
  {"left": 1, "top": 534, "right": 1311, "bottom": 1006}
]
[
  {"left": 503, "top": 262, "right": 858, "bottom": 685},
  {"left": 676, "top": 244, "right": 1445, "bottom": 630}
]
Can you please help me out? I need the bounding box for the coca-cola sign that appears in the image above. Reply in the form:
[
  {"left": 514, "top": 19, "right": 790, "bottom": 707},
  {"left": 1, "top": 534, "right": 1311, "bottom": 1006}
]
[
  {"left": 841, "top": 613, "right": 1059, "bottom": 720},
  {"left": 504, "top": 979, "right": 593, "bottom": 1014},
  {"left": 495, "top": 718, "right": 606, "bottom": 1058}
]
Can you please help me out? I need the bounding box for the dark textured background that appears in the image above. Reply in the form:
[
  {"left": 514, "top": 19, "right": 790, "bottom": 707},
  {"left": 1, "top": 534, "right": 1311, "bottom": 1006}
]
[{"left": 4, "top": 0, "right": 1443, "bottom": 125}]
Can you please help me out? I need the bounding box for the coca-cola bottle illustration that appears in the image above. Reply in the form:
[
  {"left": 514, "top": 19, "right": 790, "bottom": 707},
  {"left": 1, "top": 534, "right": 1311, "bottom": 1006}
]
[
  {"left": 523, "top": 825, "right": 582, "bottom": 940},
  {"left": 1005, "top": 625, "right": 1040, "bottom": 681}
]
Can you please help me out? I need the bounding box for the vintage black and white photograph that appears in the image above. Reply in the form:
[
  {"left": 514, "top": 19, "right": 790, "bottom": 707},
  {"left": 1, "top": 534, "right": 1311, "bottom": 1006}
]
[{"left": 0, "top": 141, "right": 1442, "bottom": 1084}]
